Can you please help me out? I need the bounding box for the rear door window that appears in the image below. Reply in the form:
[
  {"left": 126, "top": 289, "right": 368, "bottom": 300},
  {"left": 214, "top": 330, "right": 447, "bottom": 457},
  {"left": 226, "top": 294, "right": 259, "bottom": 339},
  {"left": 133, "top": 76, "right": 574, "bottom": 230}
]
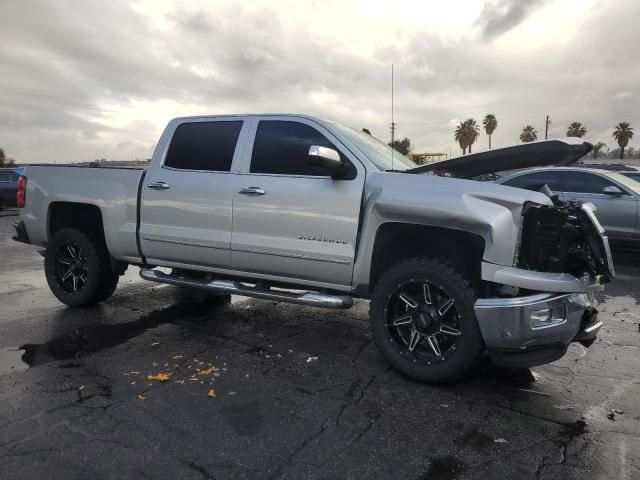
[
  {"left": 503, "top": 171, "right": 564, "bottom": 192},
  {"left": 164, "top": 121, "right": 243, "bottom": 171}
]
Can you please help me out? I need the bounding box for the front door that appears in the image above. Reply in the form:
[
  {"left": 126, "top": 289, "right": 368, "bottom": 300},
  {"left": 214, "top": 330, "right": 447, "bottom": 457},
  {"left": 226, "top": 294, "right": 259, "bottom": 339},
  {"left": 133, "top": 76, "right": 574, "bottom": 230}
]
[
  {"left": 230, "top": 118, "right": 365, "bottom": 287},
  {"left": 140, "top": 118, "right": 249, "bottom": 268}
]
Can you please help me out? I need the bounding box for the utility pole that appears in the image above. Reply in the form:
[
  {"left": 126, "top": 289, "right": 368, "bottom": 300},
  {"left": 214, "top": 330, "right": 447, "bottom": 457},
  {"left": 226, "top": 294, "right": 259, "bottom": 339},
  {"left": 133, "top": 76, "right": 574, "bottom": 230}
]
[
  {"left": 390, "top": 64, "right": 395, "bottom": 170},
  {"left": 545, "top": 115, "right": 550, "bottom": 140},
  {"left": 390, "top": 64, "right": 396, "bottom": 145}
]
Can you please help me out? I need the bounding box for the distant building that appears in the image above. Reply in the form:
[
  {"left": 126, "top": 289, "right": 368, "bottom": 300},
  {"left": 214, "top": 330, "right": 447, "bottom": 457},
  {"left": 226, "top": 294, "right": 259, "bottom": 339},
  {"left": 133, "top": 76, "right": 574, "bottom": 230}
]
[{"left": 408, "top": 152, "right": 448, "bottom": 165}]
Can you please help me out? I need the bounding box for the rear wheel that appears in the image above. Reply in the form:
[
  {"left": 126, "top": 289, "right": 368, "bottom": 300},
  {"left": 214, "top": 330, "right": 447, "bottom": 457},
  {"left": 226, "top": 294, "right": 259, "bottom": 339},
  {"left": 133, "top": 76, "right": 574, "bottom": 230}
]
[
  {"left": 369, "top": 257, "right": 484, "bottom": 383},
  {"left": 45, "top": 228, "right": 119, "bottom": 308}
]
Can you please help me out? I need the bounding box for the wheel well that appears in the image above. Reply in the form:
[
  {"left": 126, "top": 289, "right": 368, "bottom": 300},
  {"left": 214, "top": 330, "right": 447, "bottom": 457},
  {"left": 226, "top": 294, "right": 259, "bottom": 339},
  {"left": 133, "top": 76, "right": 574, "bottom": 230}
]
[
  {"left": 47, "top": 202, "right": 127, "bottom": 274},
  {"left": 369, "top": 223, "right": 484, "bottom": 292},
  {"left": 48, "top": 202, "right": 104, "bottom": 239}
]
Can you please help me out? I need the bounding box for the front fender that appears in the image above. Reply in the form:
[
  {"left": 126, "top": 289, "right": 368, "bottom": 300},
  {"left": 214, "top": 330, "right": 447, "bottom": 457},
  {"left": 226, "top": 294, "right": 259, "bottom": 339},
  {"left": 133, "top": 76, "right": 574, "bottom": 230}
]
[{"left": 352, "top": 173, "right": 553, "bottom": 294}]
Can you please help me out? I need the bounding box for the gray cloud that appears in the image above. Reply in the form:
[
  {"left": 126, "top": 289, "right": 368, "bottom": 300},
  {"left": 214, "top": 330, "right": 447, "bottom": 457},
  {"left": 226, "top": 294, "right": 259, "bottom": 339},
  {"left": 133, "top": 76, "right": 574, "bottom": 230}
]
[
  {"left": 475, "top": 0, "right": 548, "bottom": 40},
  {"left": 0, "top": 0, "right": 639, "bottom": 163}
]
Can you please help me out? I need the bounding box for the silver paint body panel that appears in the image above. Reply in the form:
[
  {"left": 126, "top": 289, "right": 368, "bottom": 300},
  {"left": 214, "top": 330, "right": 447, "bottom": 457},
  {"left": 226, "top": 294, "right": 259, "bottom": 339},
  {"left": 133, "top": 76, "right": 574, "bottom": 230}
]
[
  {"left": 17, "top": 165, "right": 143, "bottom": 262},
  {"left": 140, "top": 117, "right": 253, "bottom": 268},
  {"left": 230, "top": 115, "right": 366, "bottom": 285}
]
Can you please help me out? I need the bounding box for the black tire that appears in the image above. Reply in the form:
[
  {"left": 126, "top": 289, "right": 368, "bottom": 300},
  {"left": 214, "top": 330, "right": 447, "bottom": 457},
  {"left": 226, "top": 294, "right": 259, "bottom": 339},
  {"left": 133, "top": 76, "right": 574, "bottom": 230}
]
[
  {"left": 369, "top": 257, "right": 484, "bottom": 383},
  {"left": 93, "top": 273, "right": 120, "bottom": 304},
  {"left": 44, "top": 227, "right": 118, "bottom": 308}
]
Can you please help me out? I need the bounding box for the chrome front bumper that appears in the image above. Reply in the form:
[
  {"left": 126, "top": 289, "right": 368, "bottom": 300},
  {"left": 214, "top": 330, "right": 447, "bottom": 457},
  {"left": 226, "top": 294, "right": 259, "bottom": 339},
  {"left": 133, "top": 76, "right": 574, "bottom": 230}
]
[{"left": 474, "top": 292, "right": 600, "bottom": 351}]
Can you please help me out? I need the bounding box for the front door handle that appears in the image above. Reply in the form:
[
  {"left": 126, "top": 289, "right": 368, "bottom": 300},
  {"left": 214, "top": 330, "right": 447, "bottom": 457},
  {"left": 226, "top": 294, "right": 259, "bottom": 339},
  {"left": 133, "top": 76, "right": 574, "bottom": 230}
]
[
  {"left": 238, "top": 186, "right": 266, "bottom": 195},
  {"left": 148, "top": 181, "right": 171, "bottom": 190}
]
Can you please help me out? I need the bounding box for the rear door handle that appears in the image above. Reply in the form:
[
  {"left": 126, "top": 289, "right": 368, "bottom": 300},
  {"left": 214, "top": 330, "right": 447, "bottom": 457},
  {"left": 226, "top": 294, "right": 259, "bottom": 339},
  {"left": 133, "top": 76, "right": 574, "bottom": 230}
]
[
  {"left": 148, "top": 181, "right": 170, "bottom": 190},
  {"left": 238, "top": 187, "right": 266, "bottom": 195}
]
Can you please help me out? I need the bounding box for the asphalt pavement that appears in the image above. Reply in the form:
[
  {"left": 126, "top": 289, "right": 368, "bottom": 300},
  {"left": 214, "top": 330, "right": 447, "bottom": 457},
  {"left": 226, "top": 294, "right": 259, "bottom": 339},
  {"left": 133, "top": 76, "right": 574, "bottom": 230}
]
[{"left": 0, "top": 211, "right": 639, "bottom": 479}]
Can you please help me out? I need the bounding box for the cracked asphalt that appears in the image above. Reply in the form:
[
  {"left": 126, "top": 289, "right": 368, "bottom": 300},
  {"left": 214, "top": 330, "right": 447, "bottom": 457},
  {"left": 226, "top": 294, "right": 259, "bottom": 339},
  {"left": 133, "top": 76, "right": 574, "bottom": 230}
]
[{"left": 1, "top": 211, "right": 639, "bottom": 479}]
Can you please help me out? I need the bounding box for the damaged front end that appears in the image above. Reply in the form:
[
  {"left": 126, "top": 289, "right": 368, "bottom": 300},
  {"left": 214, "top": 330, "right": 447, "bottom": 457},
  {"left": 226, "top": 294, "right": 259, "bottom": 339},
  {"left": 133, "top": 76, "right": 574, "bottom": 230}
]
[
  {"left": 517, "top": 199, "right": 615, "bottom": 283},
  {"left": 474, "top": 198, "right": 614, "bottom": 368}
]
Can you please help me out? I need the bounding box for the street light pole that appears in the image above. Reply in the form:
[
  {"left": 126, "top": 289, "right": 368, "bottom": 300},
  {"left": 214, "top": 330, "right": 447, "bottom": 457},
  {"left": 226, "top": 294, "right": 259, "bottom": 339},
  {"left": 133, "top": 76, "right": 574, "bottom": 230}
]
[{"left": 545, "top": 115, "right": 550, "bottom": 140}]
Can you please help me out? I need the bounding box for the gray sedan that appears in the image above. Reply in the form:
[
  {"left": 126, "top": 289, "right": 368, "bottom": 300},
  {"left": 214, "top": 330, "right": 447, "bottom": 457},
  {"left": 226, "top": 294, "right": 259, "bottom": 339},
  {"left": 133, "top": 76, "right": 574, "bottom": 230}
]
[{"left": 498, "top": 167, "right": 640, "bottom": 246}]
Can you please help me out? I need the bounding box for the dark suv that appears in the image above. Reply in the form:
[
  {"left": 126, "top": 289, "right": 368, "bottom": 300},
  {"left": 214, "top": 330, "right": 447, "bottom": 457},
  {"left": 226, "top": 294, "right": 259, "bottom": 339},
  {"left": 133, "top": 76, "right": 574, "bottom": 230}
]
[{"left": 0, "top": 169, "right": 20, "bottom": 209}]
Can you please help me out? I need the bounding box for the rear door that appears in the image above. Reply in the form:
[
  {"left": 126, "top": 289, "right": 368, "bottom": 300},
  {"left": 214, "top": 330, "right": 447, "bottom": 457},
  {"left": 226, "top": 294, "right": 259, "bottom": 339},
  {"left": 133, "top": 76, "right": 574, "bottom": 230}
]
[
  {"left": 561, "top": 171, "right": 637, "bottom": 240},
  {"left": 140, "top": 118, "right": 250, "bottom": 268},
  {"left": 230, "top": 117, "right": 365, "bottom": 287}
]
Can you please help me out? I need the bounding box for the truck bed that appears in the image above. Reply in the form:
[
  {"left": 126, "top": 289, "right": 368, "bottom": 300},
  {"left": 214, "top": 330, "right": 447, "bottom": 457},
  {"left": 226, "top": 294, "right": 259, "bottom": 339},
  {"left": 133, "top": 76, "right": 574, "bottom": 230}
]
[{"left": 20, "top": 165, "right": 146, "bottom": 263}]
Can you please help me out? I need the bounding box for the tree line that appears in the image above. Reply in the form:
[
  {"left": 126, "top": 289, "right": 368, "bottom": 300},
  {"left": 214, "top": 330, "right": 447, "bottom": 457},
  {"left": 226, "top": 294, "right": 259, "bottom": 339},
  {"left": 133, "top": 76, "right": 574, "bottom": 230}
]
[
  {"left": 451, "top": 116, "right": 635, "bottom": 159},
  {"left": 0, "top": 148, "right": 16, "bottom": 167},
  {"left": 388, "top": 117, "right": 636, "bottom": 161},
  {"left": 453, "top": 116, "right": 635, "bottom": 159}
]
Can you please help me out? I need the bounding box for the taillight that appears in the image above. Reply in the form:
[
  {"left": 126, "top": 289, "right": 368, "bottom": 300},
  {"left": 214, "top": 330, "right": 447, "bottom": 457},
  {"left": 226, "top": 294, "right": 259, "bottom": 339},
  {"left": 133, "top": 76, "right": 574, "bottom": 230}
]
[{"left": 17, "top": 175, "right": 27, "bottom": 208}]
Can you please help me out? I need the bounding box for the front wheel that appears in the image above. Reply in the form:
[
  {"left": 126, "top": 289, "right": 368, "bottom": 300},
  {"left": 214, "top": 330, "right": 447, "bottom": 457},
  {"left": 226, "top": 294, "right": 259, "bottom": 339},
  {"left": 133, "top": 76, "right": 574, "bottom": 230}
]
[
  {"left": 45, "top": 228, "right": 118, "bottom": 308},
  {"left": 369, "top": 257, "right": 484, "bottom": 383}
]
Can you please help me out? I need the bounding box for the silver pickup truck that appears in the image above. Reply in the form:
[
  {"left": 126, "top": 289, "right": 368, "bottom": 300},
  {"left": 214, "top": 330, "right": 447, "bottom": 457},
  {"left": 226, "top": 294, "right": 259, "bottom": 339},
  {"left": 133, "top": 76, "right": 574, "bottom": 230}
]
[{"left": 14, "top": 114, "right": 614, "bottom": 383}]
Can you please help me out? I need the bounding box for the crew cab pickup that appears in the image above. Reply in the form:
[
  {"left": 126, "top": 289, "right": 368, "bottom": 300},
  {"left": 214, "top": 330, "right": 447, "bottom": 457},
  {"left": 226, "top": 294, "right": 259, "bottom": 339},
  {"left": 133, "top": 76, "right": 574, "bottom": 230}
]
[{"left": 14, "top": 115, "right": 614, "bottom": 383}]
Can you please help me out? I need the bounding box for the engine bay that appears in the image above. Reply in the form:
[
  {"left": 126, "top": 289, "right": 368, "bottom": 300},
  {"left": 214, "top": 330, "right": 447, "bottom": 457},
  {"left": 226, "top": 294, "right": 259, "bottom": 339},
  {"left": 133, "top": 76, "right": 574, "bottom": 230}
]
[{"left": 517, "top": 200, "right": 615, "bottom": 282}]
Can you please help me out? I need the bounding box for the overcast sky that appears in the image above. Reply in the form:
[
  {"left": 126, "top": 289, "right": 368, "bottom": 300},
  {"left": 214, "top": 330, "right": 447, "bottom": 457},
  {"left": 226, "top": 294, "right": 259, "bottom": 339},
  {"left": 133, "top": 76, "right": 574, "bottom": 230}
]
[{"left": 1, "top": 0, "right": 639, "bottom": 163}]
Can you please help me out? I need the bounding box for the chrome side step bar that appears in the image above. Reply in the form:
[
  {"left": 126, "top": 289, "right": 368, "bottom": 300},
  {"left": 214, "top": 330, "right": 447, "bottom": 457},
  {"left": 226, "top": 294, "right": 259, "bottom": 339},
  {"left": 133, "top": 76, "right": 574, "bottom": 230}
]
[{"left": 139, "top": 268, "right": 353, "bottom": 309}]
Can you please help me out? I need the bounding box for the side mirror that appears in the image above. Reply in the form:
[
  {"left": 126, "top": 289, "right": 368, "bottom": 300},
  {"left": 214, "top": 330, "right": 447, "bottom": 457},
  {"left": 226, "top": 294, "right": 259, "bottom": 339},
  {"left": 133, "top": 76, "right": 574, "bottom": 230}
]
[
  {"left": 308, "top": 145, "right": 345, "bottom": 178},
  {"left": 602, "top": 185, "right": 623, "bottom": 195}
]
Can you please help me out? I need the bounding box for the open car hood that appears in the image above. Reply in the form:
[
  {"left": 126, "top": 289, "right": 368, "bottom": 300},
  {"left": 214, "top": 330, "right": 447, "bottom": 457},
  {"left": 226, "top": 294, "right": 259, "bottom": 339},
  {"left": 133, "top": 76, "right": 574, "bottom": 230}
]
[{"left": 408, "top": 138, "right": 592, "bottom": 178}]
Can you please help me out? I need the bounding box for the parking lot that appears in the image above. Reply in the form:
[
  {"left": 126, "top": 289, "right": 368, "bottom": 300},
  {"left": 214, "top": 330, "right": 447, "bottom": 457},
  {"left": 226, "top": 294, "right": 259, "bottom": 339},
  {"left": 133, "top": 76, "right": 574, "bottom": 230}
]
[{"left": 0, "top": 211, "right": 639, "bottom": 479}]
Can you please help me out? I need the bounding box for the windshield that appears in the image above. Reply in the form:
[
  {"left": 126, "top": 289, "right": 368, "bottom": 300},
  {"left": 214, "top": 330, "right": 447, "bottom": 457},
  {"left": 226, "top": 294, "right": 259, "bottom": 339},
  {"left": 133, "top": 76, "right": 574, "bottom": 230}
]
[
  {"left": 331, "top": 123, "right": 416, "bottom": 171},
  {"left": 610, "top": 172, "right": 640, "bottom": 195}
]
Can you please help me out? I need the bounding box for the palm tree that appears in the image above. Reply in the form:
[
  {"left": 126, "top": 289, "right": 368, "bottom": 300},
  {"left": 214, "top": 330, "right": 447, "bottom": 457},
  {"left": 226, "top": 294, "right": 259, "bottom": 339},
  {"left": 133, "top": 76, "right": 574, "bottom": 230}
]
[
  {"left": 454, "top": 119, "right": 481, "bottom": 155},
  {"left": 591, "top": 142, "right": 606, "bottom": 159},
  {"left": 463, "top": 118, "right": 480, "bottom": 153},
  {"left": 566, "top": 122, "right": 587, "bottom": 138},
  {"left": 612, "top": 122, "right": 634, "bottom": 159},
  {"left": 520, "top": 125, "right": 538, "bottom": 143},
  {"left": 482, "top": 114, "right": 498, "bottom": 149},
  {"left": 454, "top": 122, "right": 469, "bottom": 155}
]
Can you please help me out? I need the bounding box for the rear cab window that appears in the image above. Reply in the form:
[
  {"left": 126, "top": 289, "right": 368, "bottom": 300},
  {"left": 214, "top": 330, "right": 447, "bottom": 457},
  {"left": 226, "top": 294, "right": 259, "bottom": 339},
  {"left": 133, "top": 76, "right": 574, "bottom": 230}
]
[{"left": 164, "top": 121, "right": 243, "bottom": 171}]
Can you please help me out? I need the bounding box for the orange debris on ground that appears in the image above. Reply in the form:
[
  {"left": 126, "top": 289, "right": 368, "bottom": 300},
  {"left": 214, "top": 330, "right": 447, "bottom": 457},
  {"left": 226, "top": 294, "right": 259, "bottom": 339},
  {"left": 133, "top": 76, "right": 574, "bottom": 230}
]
[
  {"left": 197, "top": 367, "right": 217, "bottom": 375},
  {"left": 147, "top": 372, "right": 172, "bottom": 382}
]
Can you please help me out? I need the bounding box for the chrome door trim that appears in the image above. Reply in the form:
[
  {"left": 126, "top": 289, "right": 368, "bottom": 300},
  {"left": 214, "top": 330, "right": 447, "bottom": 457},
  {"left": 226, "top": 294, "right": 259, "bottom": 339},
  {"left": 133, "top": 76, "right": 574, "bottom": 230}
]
[
  {"left": 142, "top": 236, "right": 228, "bottom": 250},
  {"left": 231, "top": 246, "right": 352, "bottom": 265}
]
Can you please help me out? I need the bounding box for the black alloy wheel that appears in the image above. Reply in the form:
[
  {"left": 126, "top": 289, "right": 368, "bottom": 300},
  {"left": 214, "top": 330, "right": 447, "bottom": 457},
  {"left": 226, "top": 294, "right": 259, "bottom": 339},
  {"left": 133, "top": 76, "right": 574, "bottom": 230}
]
[
  {"left": 386, "top": 279, "right": 462, "bottom": 363},
  {"left": 53, "top": 242, "right": 89, "bottom": 294},
  {"left": 369, "top": 257, "right": 484, "bottom": 383},
  {"left": 45, "top": 227, "right": 119, "bottom": 308}
]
